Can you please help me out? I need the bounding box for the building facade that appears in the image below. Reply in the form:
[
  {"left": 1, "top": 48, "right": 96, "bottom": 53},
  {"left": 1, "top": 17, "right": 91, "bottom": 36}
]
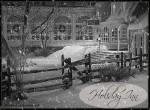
[{"left": 2, "top": 2, "right": 148, "bottom": 52}]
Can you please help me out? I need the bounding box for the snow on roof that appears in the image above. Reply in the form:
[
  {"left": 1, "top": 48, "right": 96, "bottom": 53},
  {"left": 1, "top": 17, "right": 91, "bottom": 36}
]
[{"left": 128, "top": 11, "right": 148, "bottom": 30}]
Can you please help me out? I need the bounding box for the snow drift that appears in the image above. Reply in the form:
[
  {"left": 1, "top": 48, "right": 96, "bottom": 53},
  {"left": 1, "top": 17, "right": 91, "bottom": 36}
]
[{"left": 26, "top": 45, "right": 99, "bottom": 67}]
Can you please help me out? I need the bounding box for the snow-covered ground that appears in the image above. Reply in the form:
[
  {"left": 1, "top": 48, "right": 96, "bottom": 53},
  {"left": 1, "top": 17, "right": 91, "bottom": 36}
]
[
  {"left": 2, "top": 70, "right": 148, "bottom": 108},
  {"left": 27, "top": 45, "right": 98, "bottom": 65},
  {"left": 25, "top": 45, "right": 120, "bottom": 71},
  {"left": 2, "top": 46, "right": 148, "bottom": 108}
]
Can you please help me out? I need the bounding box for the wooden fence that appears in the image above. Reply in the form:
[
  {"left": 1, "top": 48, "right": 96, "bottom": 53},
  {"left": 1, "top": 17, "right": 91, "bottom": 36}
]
[
  {"left": 2, "top": 55, "right": 73, "bottom": 97},
  {"left": 2, "top": 48, "right": 148, "bottom": 99}
]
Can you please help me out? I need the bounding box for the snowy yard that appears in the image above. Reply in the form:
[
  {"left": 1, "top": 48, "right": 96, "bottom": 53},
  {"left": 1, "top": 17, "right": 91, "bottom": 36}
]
[
  {"left": 2, "top": 46, "right": 148, "bottom": 108},
  {"left": 2, "top": 70, "right": 148, "bottom": 108}
]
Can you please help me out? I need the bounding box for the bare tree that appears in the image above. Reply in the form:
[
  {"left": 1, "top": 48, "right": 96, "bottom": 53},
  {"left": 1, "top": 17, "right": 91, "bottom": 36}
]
[{"left": 2, "top": 1, "right": 63, "bottom": 99}]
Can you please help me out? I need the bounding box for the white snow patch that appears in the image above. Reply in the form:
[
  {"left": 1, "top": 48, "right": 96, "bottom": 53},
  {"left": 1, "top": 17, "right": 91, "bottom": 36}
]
[
  {"left": 27, "top": 46, "right": 98, "bottom": 66},
  {"left": 25, "top": 45, "right": 111, "bottom": 70}
]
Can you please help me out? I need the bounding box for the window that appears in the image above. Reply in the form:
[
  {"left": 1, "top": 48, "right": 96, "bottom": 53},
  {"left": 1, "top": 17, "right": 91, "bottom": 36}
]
[
  {"left": 7, "top": 15, "right": 23, "bottom": 41},
  {"left": 53, "top": 16, "right": 72, "bottom": 40},
  {"left": 76, "top": 16, "right": 93, "bottom": 40},
  {"left": 101, "top": 27, "right": 109, "bottom": 42},
  {"left": 30, "top": 15, "right": 50, "bottom": 41},
  {"left": 112, "top": 28, "right": 118, "bottom": 42},
  {"left": 97, "top": 28, "right": 101, "bottom": 34},
  {"left": 121, "top": 27, "right": 127, "bottom": 41}
]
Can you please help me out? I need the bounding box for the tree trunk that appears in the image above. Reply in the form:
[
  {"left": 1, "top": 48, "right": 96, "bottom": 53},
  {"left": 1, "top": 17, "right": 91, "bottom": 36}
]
[{"left": 15, "top": 1, "right": 30, "bottom": 100}]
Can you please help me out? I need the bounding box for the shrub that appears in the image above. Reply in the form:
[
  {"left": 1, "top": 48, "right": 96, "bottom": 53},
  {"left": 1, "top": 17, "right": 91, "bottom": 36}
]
[
  {"left": 98, "top": 64, "right": 136, "bottom": 82},
  {"left": 34, "top": 48, "right": 44, "bottom": 56},
  {"left": 33, "top": 48, "right": 53, "bottom": 57}
]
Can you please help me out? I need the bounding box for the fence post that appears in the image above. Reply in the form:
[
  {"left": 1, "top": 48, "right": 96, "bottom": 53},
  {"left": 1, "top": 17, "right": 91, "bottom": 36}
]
[
  {"left": 140, "top": 48, "right": 143, "bottom": 71},
  {"left": 135, "top": 48, "right": 138, "bottom": 68},
  {"left": 88, "top": 53, "right": 91, "bottom": 73},
  {"left": 121, "top": 52, "right": 123, "bottom": 68},
  {"left": 61, "top": 54, "right": 64, "bottom": 75},
  {"left": 124, "top": 53, "right": 126, "bottom": 67},
  {"left": 68, "top": 58, "right": 72, "bottom": 86},
  {"left": 129, "top": 53, "right": 132, "bottom": 73},
  {"left": 116, "top": 54, "right": 120, "bottom": 67},
  {"left": 7, "top": 57, "right": 11, "bottom": 98}
]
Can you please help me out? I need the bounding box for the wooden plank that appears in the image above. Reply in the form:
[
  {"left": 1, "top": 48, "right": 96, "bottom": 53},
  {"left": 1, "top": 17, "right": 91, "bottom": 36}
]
[
  {"left": 91, "top": 54, "right": 100, "bottom": 57},
  {"left": 24, "top": 84, "right": 64, "bottom": 93},
  {"left": 12, "top": 75, "right": 63, "bottom": 86},
  {"left": 91, "top": 59, "right": 118, "bottom": 64},
  {"left": 126, "top": 56, "right": 140, "bottom": 61},
  {"left": 11, "top": 66, "right": 64, "bottom": 75},
  {"left": 24, "top": 83, "right": 64, "bottom": 92},
  {"left": 10, "top": 58, "right": 87, "bottom": 75},
  {"left": 70, "top": 59, "right": 87, "bottom": 66},
  {"left": 91, "top": 57, "right": 98, "bottom": 61}
]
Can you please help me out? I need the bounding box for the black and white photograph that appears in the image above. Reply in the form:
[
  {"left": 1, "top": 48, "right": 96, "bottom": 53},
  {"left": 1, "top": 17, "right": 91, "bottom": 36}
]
[{"left": 1, "top": 1, "right": 149, "bottom": 109}]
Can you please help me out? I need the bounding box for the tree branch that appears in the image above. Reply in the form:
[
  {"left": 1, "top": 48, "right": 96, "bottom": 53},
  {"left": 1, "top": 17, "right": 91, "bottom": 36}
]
[
  {"left": 29, "top": 6, "right": 41, "bottom": 21},
  {"left": 5, "top": 6, "right": 24, "bottom": 22},
  {"left": 31, "top": 7, "right": 54, "bottom": 33}
]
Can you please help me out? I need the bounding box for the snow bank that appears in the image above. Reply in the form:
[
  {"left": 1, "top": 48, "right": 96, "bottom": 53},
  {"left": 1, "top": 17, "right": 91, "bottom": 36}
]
[
  {"left": 26, "top": 45, "right": 110, "bottom": 69},
  {"left": 27, "top": 46, "right": 90, "bottom": 66},
  {"left": 48, "top": 45, "right": 86, "bottom": 62}
]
